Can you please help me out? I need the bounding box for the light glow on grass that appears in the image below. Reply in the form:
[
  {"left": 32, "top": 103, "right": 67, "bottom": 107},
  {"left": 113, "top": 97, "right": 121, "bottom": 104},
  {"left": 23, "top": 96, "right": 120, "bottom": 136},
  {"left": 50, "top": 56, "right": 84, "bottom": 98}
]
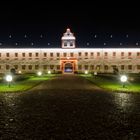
[
  {"left": 120, "top": 75, "right": 127, "bottom": 82},
  {"left": 6, "top": 75, "right": 13, "bottom": 82}
]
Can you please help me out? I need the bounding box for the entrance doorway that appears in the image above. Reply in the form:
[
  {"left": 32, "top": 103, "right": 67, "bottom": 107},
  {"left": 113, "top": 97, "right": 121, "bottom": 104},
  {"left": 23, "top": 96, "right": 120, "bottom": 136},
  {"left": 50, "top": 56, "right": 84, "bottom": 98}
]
[
  {"left": 60, "top": 58, "right": 77, "bottom": 74},
  {"left": 64, "top": 63, "right": 73, "bottom": 73}
]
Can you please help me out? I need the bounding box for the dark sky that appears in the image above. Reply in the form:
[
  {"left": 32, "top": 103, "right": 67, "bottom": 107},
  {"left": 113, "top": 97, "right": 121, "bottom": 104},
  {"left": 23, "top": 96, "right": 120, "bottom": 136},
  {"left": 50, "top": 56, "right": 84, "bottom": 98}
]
[{"left": 0, "top": 3, "right": 140, "bottom": 47}]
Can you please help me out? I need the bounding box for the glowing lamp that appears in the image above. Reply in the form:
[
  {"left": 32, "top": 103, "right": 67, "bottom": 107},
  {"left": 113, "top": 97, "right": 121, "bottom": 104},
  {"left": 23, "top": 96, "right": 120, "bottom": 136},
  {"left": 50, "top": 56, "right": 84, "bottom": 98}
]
[
  {"left": 48, "top": 70, "right": 51, "bottom": 74},
  {"left": 120, "top": 75, "right": 127, "bottom": 83},
  {"left": 85, "top": 70, "right": 88, "bottom": 74},
  {"left": 6, "top": 75, "right": 13, "bottom": 82},
  {"left": 37, "top": 71, "right": 42, "bottom": 76}
]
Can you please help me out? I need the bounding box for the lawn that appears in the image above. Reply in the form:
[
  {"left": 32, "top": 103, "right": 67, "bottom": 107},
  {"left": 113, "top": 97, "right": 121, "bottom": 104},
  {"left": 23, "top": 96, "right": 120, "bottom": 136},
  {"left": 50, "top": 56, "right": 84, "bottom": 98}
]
[
  {"left": 81, "top": 74, "right": 140, "bottom": 93},
  {"left": 0, "top": 74, "right": 55, "bottom": 92}
]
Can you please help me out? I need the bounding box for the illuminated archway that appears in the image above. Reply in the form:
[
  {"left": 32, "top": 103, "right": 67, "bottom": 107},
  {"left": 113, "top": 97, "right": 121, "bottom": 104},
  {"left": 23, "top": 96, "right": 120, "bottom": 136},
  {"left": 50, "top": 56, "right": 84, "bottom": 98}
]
[{"left": 64, "top": 63, "right": 73, "bottom": 73}]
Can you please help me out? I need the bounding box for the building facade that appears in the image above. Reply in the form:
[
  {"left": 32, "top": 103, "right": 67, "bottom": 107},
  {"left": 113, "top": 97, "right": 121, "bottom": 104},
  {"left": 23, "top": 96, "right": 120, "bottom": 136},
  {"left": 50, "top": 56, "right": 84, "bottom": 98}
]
[{"left": 0, "top": 28, "right": 140, "bottom": 74}]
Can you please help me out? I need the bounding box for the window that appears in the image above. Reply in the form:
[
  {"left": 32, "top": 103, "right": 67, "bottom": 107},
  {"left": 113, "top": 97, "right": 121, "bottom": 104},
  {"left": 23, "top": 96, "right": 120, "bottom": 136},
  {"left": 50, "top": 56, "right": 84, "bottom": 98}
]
[
  {"left": 78, "top": 65, "right": 82, "bottom": 70},
  {"left": 70, "top": 53, "right": 73, "bottom": 57},
  {"left": 0, "top": 53, "right": 1, "bottom": 57},
  {"left": 15, "top": 53, "right": 18, "bottom": 57},
  {"left": 35, "top": 65, "right": 39, "bottom": 70},
  {"left": 70, "top": 42, "right": 73, "bottom": 46},
  {"left": 44, "top": 53, "right": 47, "bottom": 57},
  {"left": 137, "top": 52, "right": 140, "bottom": 56},
  {"left": 22, "top": 53, "right": 25, "bottom": 57},
  {"left": 57, "top": 65, "right": 60, "bottom": 70},
  {"left": 90, "top": 65, "right": 94, "bottom": 70},
  {"left": 63, "top": 53, "right": 67, "bottom": 57},
  {"left": 128, "top": 52, "right": 132, "bottom": 56},
  {"left": 85, "top": 52, "right": 88, "bottom": 56},
  {"left": 121, "top": 65, "right": 124, "bottom": 70},
  {"left": 91, "top": 52, "right": 94, "bottom": 57},
  {"left": 22, "top": 65, "right": 26, "bottom": 70},
  {"left": 6, "top": 53, "right": 9, "bottom": 57},
  {"left": 104, "top": 65, "right": 108, "bottom": 70},
  {"left": 57, "top": 53, "right": 60, "bottom": 57},
  {"left": 6, "top": 65, "right": 10, "bottom": 70},
  {"left": 137, "top": 65, "right": 140, "bottom": 70},
  {"left": 85, "top": 65, "right": 88, "bottom": 70},
  {"left": 0, "top": 65, "right": 1, "bottom": 69},
  {"left": 14, "top": 65, "right": 18, "bottom": 69},
  {"left": 50, "top": 53, "right": 53, "bottom": 57},
  {"left": 121, "top": 52, "right": 124, "bottom": 56},
  {"left": 64, "top": 42, "right": 67, "bottom": 46},
  {"left": 43, "top": 65, "right": 47, "bottom": 70},
  {"left": 50, "top": 65, "right": 54, "bottom": 69},
  {"left": 97, "top": 52, "right": 100, "bottom": 57},
  {"left": 128, "top": 65, "right": 132, "bottom": 70},
  {"left": 29, "top": 53, "right": 32, "bottom": 57},
  {"left": 78, "top": 52, "right": 81, "bottom": 56},
  {"left": 104, "top": 52, "right": 108, "bottom": 56},
  {"left": 35, "top": 53, "right": 39, "bottom": 57},
  {"left": 28, "top": 65, "right": 32, "bottom": 70},
  {"left": 113, "top": 52, "right": 116, "bottom": 57}
]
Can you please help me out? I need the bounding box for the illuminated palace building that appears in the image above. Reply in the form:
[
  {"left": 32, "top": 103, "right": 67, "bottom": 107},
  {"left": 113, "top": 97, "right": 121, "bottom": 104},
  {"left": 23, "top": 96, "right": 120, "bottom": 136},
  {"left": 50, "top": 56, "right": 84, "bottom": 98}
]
[{"left": 0, "top": 28, "right": 140, "bottom": 74}]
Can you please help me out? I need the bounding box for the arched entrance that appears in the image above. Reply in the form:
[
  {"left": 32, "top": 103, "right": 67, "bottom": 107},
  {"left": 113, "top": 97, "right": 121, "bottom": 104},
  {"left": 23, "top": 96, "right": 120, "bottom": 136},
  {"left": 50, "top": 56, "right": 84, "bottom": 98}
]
[
  {"left": 64, "top": 63, "right": 73, "bottom": 73},
  {"left": 60, "top": 57, "right": 77, "bottom": 74}
]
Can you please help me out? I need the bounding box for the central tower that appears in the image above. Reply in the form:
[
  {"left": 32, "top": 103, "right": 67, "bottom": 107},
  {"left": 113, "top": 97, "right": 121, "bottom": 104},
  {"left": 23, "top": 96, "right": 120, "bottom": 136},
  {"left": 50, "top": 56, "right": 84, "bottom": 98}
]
[{"left": 61, "top": 28, "right": 76, "bottom": 48}]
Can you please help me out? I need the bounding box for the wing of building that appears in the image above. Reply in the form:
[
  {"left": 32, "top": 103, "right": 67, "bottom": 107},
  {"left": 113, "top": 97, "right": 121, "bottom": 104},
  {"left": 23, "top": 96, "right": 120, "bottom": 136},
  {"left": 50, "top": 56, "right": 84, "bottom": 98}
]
[{"left": 0, "top": 28, "right": 140, "bottom": 74}]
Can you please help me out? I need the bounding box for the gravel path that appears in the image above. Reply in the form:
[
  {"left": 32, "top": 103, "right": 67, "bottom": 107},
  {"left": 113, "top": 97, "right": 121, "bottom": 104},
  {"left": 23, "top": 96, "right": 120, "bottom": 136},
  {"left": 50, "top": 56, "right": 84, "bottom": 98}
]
[{"left": 0, "top": 75, "right": 140, "bottom": 140}]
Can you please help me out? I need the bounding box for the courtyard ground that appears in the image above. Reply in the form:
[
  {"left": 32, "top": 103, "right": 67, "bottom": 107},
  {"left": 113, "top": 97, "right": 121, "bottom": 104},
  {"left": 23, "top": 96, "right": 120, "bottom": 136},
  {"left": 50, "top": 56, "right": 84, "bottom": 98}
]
[{"left": 0, "top": 75, "right": 140, "bottom": 139}]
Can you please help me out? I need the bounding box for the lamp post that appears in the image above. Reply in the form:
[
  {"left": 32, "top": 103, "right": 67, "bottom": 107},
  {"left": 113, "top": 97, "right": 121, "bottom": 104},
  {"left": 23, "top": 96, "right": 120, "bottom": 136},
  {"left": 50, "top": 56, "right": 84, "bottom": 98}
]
[
  {"left": 6, "top": 75, "right": 13, "bottom": 88},
  {"left": 120, "top": 75, "right": 127, "bottom": 88}
]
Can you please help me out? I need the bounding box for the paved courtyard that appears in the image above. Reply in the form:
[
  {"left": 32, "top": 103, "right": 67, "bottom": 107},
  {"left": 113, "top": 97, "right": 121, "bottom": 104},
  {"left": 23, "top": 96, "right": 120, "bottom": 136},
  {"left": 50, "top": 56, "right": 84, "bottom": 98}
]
[{"left": 0, "top": 75, "right": 140, "bottom": 140}]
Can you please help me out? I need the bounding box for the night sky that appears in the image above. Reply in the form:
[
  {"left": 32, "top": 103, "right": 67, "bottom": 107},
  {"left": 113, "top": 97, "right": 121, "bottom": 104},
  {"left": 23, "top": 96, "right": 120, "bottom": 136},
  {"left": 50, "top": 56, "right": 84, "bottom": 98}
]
[{"left": 0, "top": 3, "right": 140, "bottom": 47}]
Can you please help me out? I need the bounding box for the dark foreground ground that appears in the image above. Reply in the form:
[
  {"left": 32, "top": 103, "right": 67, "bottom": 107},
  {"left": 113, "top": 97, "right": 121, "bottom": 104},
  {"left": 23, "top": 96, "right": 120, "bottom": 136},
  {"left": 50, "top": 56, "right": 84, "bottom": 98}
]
[{"left": 0, "top": 75, "right": 140, "bottom": 140}]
